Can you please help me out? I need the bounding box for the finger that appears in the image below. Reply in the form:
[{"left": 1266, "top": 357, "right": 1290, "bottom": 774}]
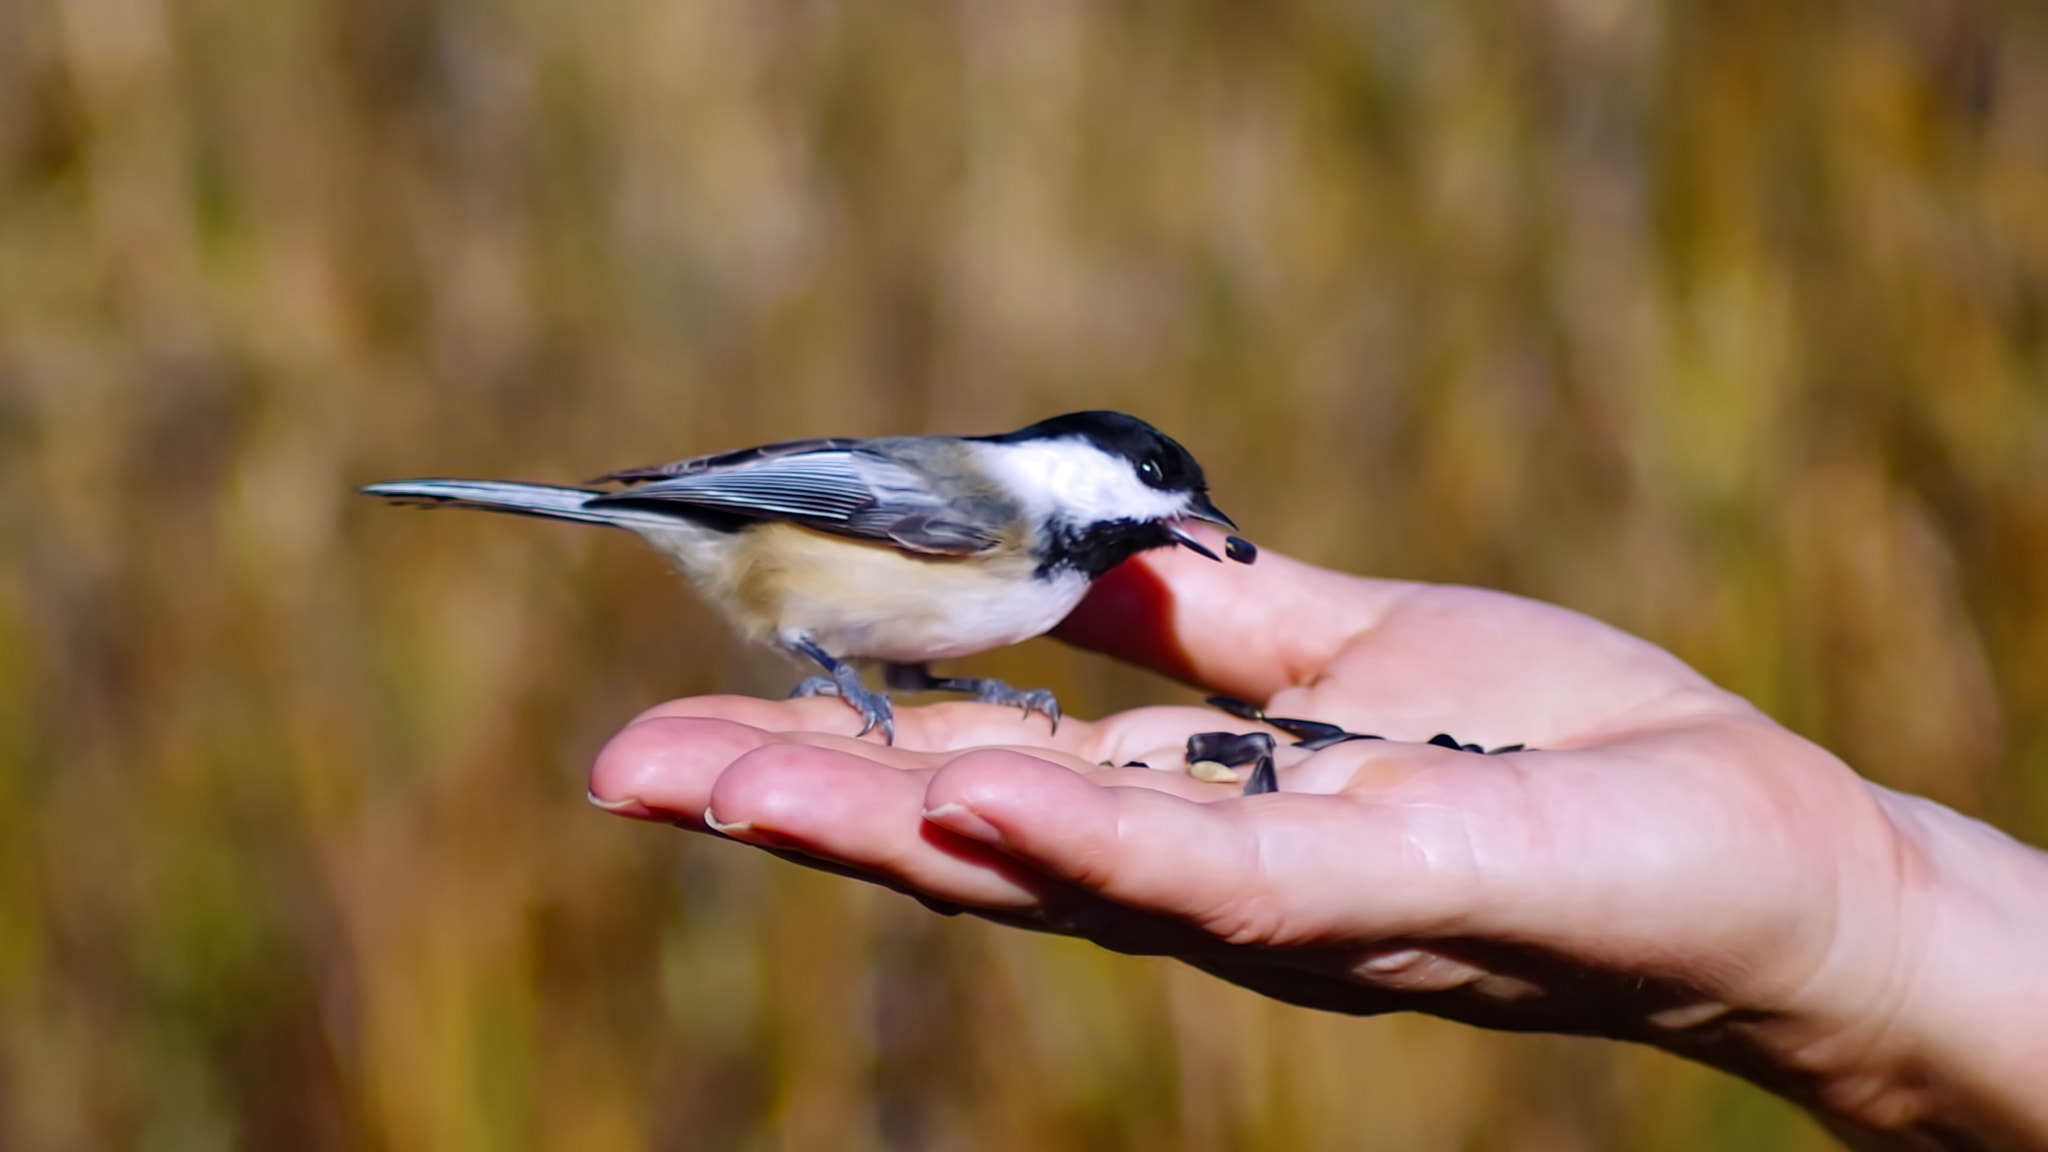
[
  {"left": 631, "top": 694, "right": 1109, "bottom": 757},
  {"left": 1052, "top": 529, "right": 1420, "bottom": 702},
  {"left": 627, "top": 695, "right": 1299, "bottom": 785},
  {"left": 697, "top": 746, "right": 1295, "bottom": 954},
  {"left": 701, "top": 743, "right": 1075, "bottom": 911},
  {"left": 592, "top": 704, "right": 1267, "bottom": 830},
  {"left": 589, "top": 713, "right": 961, "bottom": 826},
  {"left": 922, "top": 751, "right": 1483, "bottom": 948},
  {"left": 588, "top": 715, "right": 775, "bottom": 828}
]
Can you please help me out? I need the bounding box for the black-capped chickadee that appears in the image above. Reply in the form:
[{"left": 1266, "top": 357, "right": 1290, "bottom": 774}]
[{"left": 363, "top": 410, "right": 1254, "bottom": 743}]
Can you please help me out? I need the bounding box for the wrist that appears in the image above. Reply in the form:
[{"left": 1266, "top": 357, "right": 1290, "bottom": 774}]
[
  {"left": 1710, "top": 784, "right": 2048, "bottom": 1148},
  {"left": 1847, "top": 788, "right": 2048, "bottom": 1146}
]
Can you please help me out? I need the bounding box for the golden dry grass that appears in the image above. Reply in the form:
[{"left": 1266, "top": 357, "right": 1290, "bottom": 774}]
[{"left": 3, "top": 0, "right": 2044, "bottom": 1148}]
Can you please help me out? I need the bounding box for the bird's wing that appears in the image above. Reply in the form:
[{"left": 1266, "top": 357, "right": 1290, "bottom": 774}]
[
  {"left": 588, "top": 438, "right": 867, "bottom": 485},
  {"left": 587, "top": 441, "right": 1005, "bottom": 555}
]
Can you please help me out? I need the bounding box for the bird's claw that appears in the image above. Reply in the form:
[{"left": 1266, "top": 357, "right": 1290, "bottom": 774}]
[
  {"left": 883, "top": 665, "right": 1060, "bottom": 734},
  {"left": 790, "top": 676, "right": 837, "bottom": 698},
  {"left": 972, "top": 682, "right": 1062, "bottom": 734},
  {"left": 789, "top": 672, "right": 896, "bottom": 743}
]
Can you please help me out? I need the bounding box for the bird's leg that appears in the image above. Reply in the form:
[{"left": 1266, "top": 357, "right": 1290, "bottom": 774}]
[
  {"left": 789, "top": 638, "right": 894, "bottom": 744},
  {"left": 884, "top": 663, "right": 1061, "bottom": 733}
]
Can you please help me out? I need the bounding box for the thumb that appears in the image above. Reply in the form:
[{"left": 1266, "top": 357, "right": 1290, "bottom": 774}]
[{"left": 1053, "top": 531, "right": 1416, "bottom": 703}]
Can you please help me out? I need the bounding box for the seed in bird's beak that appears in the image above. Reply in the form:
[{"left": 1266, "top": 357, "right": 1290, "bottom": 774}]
[{"left": 1224, "top": 536, "right": 1257, "bottom": 564}]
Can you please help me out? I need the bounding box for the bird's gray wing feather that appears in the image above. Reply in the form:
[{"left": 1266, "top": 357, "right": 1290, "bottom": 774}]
[
  {"left": 588, "top": 444, "right": 1005, "bottom": 554},
  {"left": 589, "top": 438, "right": 866, "bottom": 485},
  {"left": 861, "top": 511, "right": 1008, "bottom": 552}
]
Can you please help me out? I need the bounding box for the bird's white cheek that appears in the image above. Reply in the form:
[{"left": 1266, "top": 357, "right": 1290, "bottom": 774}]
[{"left": 973, "top": 439, "right": 1189, "bottom": 524}]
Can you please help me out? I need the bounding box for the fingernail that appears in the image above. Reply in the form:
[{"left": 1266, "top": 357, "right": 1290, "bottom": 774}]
[
  {"left": 703, "top": 808, "right": 755, "bottom": 838},
  {"left": 1359, "top": 948, "right": 1428, "bottom": 974},
  {"left": 924, "top": 802, "right": 1004, "bottom": 845},
  {"left": 586, "top": 790, "right": 639, "bottom": 812}
]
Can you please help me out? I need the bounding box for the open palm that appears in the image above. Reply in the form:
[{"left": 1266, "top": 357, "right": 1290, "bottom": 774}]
[{"left": 590, "top": 533, "right": 1924, "bottom": 1108}]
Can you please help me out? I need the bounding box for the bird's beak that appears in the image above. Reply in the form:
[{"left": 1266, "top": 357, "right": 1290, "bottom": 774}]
[
  {"left": 1168, "top": 527, "right": 1223, "bottom": 561},
  {"left": 1184, "top": 493, "right": 1237, "bottom": 531},
  {"left": 1169, "top": 493, "right": 1238, "bottom": 562}
]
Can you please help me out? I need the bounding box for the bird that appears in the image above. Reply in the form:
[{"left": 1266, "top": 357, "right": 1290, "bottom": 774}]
[{"left": 362, "top": 410, "right": 1253, "bottom": 743}]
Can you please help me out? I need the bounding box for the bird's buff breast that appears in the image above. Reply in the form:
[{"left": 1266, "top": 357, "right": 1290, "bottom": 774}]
[{"left": 660, "top": 521, "right": 1089, "bottom": 663}]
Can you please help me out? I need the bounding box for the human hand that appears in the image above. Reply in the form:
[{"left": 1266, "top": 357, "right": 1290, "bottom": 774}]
[{"left": 588, "top": 534, "right": 2048, "bottom": 1148}]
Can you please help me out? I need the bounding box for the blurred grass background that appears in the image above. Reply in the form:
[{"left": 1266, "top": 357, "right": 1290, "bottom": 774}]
[{"left": 3, "top": 0, "right": 2045, "bottom": 1147}]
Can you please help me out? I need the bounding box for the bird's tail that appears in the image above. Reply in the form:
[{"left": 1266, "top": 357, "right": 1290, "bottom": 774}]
[{"left": 361, "top": 479, "right": 681, "bottom": 531}]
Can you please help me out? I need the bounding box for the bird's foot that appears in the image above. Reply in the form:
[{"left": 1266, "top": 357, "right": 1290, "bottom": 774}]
[
  {"left": 884, "top": 665, "right": 1061, "bottom": 734},
  {"left": 789, "top": 668, "right": 895, "bottom": 743},
  {"left": 965, "top": 680, "right": 1062, "bottom": 733},
  {"left": 790, "top": 676, "right": 836, "bottom": 698}
]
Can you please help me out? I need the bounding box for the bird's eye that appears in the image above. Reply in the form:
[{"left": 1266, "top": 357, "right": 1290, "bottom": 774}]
[{"left": 1137, "top": 458, "right": 1165, "bottom": 486}]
